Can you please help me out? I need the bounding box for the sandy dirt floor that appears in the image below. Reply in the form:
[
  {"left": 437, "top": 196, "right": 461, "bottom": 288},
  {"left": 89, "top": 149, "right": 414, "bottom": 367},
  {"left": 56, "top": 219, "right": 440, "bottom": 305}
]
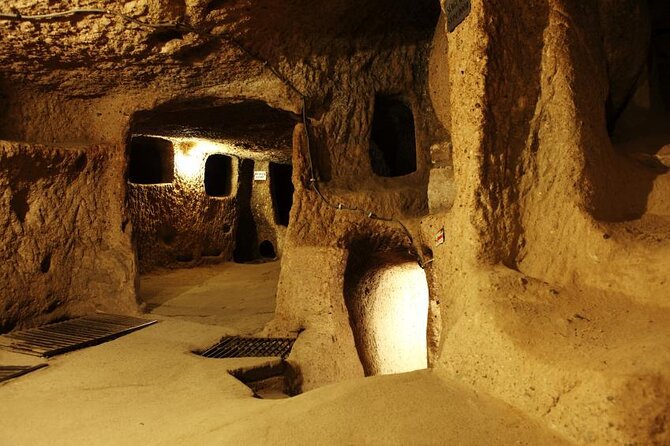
[
  {"left": 140, "top": 261, "right": 281, "bottom": 334},
  {"left": 0, "top": 262, "right": 571, "bottom": 445}
]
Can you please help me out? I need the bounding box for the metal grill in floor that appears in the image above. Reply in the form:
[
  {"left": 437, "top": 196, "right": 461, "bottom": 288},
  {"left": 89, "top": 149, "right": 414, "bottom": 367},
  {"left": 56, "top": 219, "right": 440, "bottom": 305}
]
[
  {"left": 200, "top": 336, "right": 296, "bottom": 359},
  {"left": 0, "top": 313, "right": 158, "bottom": 357},
  {"left": 0, "top": 364, "right": 47, "bottom": 383}
]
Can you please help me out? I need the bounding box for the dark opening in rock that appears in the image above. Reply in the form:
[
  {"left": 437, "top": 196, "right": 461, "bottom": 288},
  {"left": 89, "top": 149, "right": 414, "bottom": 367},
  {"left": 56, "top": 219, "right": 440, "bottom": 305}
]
[
  {"left": 40, "top": 253, "right": 51, "bottom": 274},
  {"left": 204, "top": 154, "right": 233, "bottom": 197},
  {"left": 73, "top": 153, "right": 87, "bottom": 173},
  {"left": 10, "top": 189, "right": 29, "bottom": 223},
  {"left": 176, "top": 254, "right": 193, "bottom": 262},
  {"left": 369, "top": 96, "right": 417, "bottom": 177},
  {"left": 201, "top": 247, "right": 223, "bottom": 257},
  {"left": 157, "top": 224, "right": 176, "bottom": 245},
  {"left": 228, "top": 360, "right": 301, "bottom": 399},
  {"left": 259, "top": 240, "right": 276, "bottom": 259},
  {"left": 147, "top": 29, "right": 185, "bottom": 45},
  {"left": 128, "top": 136, "right": 174, "bottom": 184},
  {"left": 270, "top": 163, "right": 293, "bottom": 227}
]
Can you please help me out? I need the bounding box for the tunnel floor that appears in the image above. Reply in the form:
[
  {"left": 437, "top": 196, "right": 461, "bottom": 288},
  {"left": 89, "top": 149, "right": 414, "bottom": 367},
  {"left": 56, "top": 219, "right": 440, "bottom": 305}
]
[
  {"left": 140, "top": 261, "right": 280, "bottom": 335},
  {"left": 0, "top": 261, "right": 570, "bottom": 445}
]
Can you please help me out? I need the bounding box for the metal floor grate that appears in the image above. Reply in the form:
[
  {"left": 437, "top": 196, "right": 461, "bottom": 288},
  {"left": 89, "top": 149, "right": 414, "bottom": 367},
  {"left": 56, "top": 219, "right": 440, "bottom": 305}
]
[
  {"left": 0, "top": 313, "right": 158, "bottom": 357},
  {"left": 200, "top": 336, "right": 296, "bottom": 359},
  {"left": 0, "top": 364, "right": 48, "bottom": 383}
]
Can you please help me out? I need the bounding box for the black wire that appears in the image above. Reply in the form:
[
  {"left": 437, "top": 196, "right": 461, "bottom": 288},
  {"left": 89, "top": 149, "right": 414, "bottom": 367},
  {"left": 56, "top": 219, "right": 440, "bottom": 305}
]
[
  {"left": 0, "top": 8, "right": 179, "bottom": 29},
  {"left": 299, "top": 99, "right": 429, "bottom": 268}
]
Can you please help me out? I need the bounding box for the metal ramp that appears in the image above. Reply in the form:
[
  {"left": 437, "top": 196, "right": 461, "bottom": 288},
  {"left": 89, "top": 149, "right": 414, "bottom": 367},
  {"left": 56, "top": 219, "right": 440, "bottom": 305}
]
[
  {"left": 0, "top": 313, "right": 158, "bottom": 357},
  {"left": 0, "top": 364, "right": 48, "bottom": 383}
]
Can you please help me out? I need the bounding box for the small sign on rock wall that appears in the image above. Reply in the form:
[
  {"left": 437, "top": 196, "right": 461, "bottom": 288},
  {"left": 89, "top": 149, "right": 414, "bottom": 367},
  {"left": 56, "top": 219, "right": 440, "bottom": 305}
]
[
  {"left": 435, "top": 228, "right": 445, "bottom": 246},
  {"left": 445, "top": 0, "right": 471, "bottom": 33},
  {"left": 254, "top": 171, "right": 267, "bottom": 181}
]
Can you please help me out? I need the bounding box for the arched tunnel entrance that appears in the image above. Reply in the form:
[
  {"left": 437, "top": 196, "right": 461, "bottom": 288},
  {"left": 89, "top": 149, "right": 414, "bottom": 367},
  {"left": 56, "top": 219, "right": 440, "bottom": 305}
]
[{"left": 344, "top": 246, "right": 430, "bottom": 376}]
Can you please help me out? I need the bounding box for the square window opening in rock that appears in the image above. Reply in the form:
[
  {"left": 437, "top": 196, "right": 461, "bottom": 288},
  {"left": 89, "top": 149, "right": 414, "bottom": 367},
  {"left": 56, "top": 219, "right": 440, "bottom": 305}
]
[
  {"left": 204, "top": 154, "right": 233, "bottom": 197},
  {"left": 369, "top": 96, "right": 418, "bottom": 177},
  {"left": 128, "top": 136, "right": 174, "bottom": 184}
]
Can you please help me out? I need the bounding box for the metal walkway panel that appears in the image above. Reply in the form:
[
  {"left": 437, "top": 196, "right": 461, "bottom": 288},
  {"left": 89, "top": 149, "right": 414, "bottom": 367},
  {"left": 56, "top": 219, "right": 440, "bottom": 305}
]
[
  {"left": 0, "top": 364, "right": 48, "bottom": 383},
  {"left": 200, "top": 336, "right": 295, "bottom": 359},
  {"left": 0, "top": 313, "right": 158, "bottom": 357}
]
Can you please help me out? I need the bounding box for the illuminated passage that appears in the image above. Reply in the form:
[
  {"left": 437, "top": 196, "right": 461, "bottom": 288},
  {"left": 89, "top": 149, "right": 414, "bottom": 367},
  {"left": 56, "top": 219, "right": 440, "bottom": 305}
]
[{"left": 345, "top": 251, "right": 429, "bottom": 376}]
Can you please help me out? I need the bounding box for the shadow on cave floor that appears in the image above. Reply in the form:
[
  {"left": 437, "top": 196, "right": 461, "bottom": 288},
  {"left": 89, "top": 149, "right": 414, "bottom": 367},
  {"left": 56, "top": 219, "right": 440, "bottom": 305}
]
[{"left": 139, "top": 261, "right": 280, "bottom": 335}]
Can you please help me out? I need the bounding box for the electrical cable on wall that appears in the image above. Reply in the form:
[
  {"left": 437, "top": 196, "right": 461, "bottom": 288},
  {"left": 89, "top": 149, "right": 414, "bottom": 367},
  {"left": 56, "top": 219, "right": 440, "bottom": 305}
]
[
  {"left": 0, "top": 6, "right": 432, "bottom": 268},
  {"left": 0, "top": 8, "right": 182, "bottom": 29},
  {"left": 300, "top": 98, "right": 431, "bottom": 268}
]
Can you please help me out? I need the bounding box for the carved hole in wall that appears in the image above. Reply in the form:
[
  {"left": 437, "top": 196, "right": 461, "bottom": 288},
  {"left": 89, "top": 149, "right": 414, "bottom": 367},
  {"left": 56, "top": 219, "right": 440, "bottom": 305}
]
[
  {"left": 204, "top": 154, "right": 233, "bottom": 197},
  {"left": 259, "top": 240, "right": 276, "bottom": 259},
  {"left": 270, "top": 162, "right": 294, "bottom": 227},
  {"left": 157, "top": 224, "right": 177, "bottom": 246},
  {"left": 202, "top": 247, "right": 223, "bottom": 257},
  {"left": 10, "top": 188, "right": 29, "bottom": 223},
  {"left": 128, "top": 136, "right": 174, "bottom": 184},
  {"left": 344, "top": 247, "right": 429, "bottom": 376},
  {"left": 40, "top": 253, "right": 51, "bottom": 274},
  {"left": 176, "top": 254, "right": 194, "bottom": 263},
  {"left": 369, "top": 95, "right": 417, "bottom": 177},
  {"left": 599, "top": 3, "right": 670, "bottom": 221},
  {"left": 74, "top": 153, "right": 87, "bottom": 173}
]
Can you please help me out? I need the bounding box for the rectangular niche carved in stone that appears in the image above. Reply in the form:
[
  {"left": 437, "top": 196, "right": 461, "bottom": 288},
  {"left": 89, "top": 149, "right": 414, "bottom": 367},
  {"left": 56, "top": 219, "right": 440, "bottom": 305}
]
[
  {"left": 128, "top": 136, "right": 174, "bottom": 184},
  {"left": 204, "top": 154, "right": 233, "bottom": 197},
  {"left": 369, "top": 95, "right": 418, "bottom": 178}
]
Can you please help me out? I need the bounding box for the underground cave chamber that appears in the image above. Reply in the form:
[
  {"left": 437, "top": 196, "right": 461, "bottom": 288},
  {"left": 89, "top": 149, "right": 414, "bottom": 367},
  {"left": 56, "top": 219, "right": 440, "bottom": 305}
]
[
  {"left": 126, "top": 100, "right": 297, "bottom": 272},
  {"left": 2, "top": 0, "right": 670, "bottom": 444}
]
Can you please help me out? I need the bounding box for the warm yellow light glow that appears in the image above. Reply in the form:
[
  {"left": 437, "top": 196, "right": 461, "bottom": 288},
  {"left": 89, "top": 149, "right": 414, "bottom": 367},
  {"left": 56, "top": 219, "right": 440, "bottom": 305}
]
[
  {"left": 370, "top": 264, "right": 429, "bottom": 374},
  {"left": 347, "top": 261, "right": 429, "bottom": 376},
  {"left": 173, "top": 141, "right": 218, "bottom": 179}
]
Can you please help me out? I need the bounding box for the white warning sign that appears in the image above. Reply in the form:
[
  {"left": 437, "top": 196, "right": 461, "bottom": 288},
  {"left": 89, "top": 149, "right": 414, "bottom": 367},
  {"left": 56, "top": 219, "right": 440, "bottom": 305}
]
[
  {"left": 445, "top": 0, "right": 471, "bottom": 33},
  {"left": 254, "top": 171, "right": 267, "bottom": 181}
]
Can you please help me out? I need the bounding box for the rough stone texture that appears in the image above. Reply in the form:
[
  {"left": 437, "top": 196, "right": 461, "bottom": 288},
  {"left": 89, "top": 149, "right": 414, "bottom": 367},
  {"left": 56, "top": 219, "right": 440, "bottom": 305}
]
[
  {"left": 127, "top": 139, "right": 293, "bottom": 272},
  {"left": 0, "top": 0, "right": 669, "bottom": 445},
  {"left": 0, "top": 141, "right": 137, "bottom": 332},
  {"left": 248, "top": 160, "right": 290, "bottom": 259},
  {"left": 127, "top": 139, "right": 239, "bottom": 271},
  {"left": 126, "top": 101, "right": 296, "bottom": 271},
  {"left": 422, "top": 1, "right": 670, "bottom": 444}
]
